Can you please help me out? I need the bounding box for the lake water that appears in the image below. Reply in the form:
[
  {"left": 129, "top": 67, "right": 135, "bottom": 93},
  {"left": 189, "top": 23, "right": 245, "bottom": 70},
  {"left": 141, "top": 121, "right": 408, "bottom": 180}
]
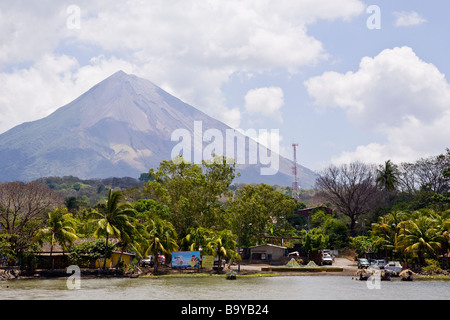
[{"left": 1, "top": 276, "right": 449, "bottom": 300}]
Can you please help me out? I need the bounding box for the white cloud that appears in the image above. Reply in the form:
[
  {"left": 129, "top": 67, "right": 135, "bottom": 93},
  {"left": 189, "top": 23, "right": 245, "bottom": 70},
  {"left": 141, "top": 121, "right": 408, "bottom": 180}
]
[
  {"left": 245, "top": 87, "right": 285, "bottom": 122},
  {"left": 0, "top": 2, "right": 66, "bottom": 66},
  {"left": 394, "top": 11, "right": 427, "bottom": 27},
  {"left": 0, "top": 54, "right": 138, "bottom": 133},
  {"left": 0, "top": 0, "right": 365, "bottom": 132},
  {"left": 305, "top": 46, "right": 450, "bottom": 165},
  {"left": 67, "top": 0, "right": 364, "bottom": 127}
]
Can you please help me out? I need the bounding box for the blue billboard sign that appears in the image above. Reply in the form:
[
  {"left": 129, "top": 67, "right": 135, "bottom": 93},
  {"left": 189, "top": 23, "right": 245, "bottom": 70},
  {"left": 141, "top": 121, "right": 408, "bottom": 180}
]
[{"left": 172, "top": 251, "right": 201, "bottom": 268}]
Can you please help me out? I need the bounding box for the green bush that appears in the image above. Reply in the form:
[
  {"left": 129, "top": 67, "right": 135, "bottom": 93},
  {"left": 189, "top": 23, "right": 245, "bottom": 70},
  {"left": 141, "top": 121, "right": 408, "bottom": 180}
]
[{"left": 422, "top": 259, "right": 443, "bottom": 275}]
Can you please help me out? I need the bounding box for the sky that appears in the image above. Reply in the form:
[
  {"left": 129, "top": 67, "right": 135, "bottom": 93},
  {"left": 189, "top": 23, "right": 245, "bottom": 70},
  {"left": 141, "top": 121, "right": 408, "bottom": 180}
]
[{"left": 0, "top": 1, "right": 449, "bottom": 172}]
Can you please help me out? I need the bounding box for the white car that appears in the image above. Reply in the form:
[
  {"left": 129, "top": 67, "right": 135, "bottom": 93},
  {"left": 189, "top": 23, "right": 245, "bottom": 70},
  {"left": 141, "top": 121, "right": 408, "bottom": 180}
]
[
  {"left": 384, "top": 261, "right": 403, "bottom": 274},
  {"left": 370, "top": 259, "right": 387, "bottom": 269},
  {"left": 322, "top": 254, "right": 333, "bottom": 265}
]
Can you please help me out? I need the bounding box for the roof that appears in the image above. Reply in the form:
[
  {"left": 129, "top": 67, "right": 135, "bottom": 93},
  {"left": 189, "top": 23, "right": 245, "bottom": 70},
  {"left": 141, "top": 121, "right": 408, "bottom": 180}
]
[
  {"left": 250, "top": 244, "right": 287, "bottom": 250},
  {"left": 296, "top": 206, "right": 333, "bottom": 216},
  {"left": 39, "top": 238, "right": 121, "bottom": 254}
]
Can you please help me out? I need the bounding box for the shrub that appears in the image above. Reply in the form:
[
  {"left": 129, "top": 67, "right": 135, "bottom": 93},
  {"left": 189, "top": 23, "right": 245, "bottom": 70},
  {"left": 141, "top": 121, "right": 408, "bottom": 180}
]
[{"left": 421, "top": 259, "right": 443, "bottom": 275}]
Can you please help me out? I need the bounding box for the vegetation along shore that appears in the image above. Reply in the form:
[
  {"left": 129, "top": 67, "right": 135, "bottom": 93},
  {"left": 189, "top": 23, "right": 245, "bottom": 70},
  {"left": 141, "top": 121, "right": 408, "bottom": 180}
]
[{"left": 1, "top": 150, "right": 449, "bottom": 282}]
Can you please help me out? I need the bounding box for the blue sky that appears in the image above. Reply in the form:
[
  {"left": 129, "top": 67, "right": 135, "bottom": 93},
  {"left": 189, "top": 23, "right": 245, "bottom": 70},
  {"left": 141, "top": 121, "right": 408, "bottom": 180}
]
[{"left": 0, "top": 1, "right": 449, "bottom": 172}]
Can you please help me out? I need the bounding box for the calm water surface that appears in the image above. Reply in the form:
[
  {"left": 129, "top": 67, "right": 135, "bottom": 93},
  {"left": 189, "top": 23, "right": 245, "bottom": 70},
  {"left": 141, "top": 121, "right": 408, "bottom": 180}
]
[{"left": 0, "top": 276, "right": 449, "bottom": 300}]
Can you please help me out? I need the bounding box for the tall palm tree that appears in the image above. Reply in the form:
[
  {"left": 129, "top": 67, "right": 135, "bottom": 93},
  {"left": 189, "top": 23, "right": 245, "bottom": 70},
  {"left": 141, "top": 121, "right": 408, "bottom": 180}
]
[
  {"left": 376, "top": 160, "right": 400, "bottom": 214},
  {"left": 35, "top": 207, "right": 78, "bottom": 269},
  {"left": 91, "top": 189, "right": 137, "bottom": 269},
  {"left": 144, "top": 217, "right": 178, "bottom": 272},
  {"left": 376, "top": 160, "right": 400, "bottom": 191}
]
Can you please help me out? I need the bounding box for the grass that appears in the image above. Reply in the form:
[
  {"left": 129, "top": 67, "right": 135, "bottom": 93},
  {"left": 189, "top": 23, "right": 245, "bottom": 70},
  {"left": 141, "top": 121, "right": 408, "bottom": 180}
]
[
  {"left": 261, "top": 266, "right": 344, "bottom": 273},
  {"left": 415, "top": 274, "right": 450, "bottom": 281},
  {"left": 140, "top": 272, "right": 281, "bottom": 279}
]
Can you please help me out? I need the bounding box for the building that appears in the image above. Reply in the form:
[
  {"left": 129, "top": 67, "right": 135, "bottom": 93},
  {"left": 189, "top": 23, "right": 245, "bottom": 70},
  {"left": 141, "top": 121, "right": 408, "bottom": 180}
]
[
  {"left": 36, "top": 238, "right": 136, "bottom": 270},
  {"left": 95, "top": 251, "right": 136, "bottom": 269},
  {"left": 248, "top": 244, "right": 288, "bottom": 264}
]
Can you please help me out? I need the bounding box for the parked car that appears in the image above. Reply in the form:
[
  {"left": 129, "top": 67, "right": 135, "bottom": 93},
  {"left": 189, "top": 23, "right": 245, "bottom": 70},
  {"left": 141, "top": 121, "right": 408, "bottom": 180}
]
[
  {"left": 157, "top": 255, "right": 166, "bottom": 264},
  {"left": 140, "top": 258, "right": 154, "bottom": 267},
  {"left": 140, "top": 255, "right": 165, "bottom": 267},
  {"left": 322, "top": 254, "right": 333, "bottom": 265},
  {"left": 370, "top": 259, "right": 387, "bottom": 269},
  {"left": 384, "top": 261, "right": 403, "bottom": 274},
  {"left": 321, "top": 250, "right": 335, "bottom": 262},
  {"left": 357, "top": 258, "right": 370, "bottom": 269}
]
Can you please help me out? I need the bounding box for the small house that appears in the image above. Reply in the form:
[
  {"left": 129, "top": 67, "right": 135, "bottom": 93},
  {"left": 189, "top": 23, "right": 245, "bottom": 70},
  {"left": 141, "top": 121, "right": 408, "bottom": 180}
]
[
  {"left": 36, "top": 238, "right": 136, "bottom": 270},
  {"left": 249, "top": 244, "right": 288, "bottom": 263},
  {"left": 95, "top": 251, "right": 136, "bottom": 269}
]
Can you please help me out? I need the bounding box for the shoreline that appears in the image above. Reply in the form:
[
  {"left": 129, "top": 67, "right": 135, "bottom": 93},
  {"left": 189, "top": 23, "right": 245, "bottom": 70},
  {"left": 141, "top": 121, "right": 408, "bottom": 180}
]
[
  {"left": 3, "top": 258, "right": 450, "bottom": 281},
  {"left": 5, "top": 271, "right": 450, "bottom": 282}
]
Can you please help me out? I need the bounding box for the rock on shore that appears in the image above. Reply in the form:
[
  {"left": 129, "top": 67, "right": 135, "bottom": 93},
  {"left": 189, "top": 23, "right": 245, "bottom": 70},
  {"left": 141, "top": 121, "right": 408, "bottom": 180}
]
[{"left": 0, "top": 269, "right": 20, "bottom": 281}]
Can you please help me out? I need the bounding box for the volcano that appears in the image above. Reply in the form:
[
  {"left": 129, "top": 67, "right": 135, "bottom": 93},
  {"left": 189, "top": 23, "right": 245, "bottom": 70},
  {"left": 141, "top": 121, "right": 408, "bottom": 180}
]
[{"left": 0, "top": 71, "right": 317, "bottom": 187}]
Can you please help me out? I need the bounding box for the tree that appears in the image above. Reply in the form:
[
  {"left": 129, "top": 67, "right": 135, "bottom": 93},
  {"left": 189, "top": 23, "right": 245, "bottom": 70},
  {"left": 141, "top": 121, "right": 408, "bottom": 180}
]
[
  {"left": 377, "top": 160, "right": 400, "bottom": 214},
  {"left": 68, "top": 240, "right": 114, "bottom": 268},
  {"left": 91, "top": 189, "right": 137, "bottom": 269},
  {"left": 316, "top": 162, "right": 380, "bottom": 236},
  {"left": 203, "top": 229, "right": 239, "bottom": 271},
  {"left": 321, "top": 218, "right": 350, "bottom": 250},
  {"left": 182, "top": 227, "right": 214, "bottom": 251},
  {"left": 143, "top": 156, "right": 235, "bottom": 237},
  {"left": 398, "top": 150, "right": 450, "bottom": 195},
  {"left": 399, "top": 215, "right": 442, "bottom": 265},
  {"left": 376, "top": 160, "right": 400, "bottom": 192},
  {"left": 350, "top": 236, "right": 380, "bottom": 256},
  {"left": 35, "top": 207, "right": 78, "bottom": 269},
  {"left": 0, "top": 182, "right": 62, "bottom": 264},
  {"left": 228, "top": 184, "right": 297, "bottom": 248},
  {"left": 302, "top": 230, "right": 329, "bottom": 260},
  {"left": 143, "top": 217, "right": 178, "bottom": 273}
]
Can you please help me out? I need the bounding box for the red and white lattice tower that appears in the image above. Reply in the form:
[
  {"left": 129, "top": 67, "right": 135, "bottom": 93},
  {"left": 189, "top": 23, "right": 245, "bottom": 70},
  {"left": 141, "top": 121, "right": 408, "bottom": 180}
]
[{"left": 292, "top": 143, "right": 299, "bottom": 200}]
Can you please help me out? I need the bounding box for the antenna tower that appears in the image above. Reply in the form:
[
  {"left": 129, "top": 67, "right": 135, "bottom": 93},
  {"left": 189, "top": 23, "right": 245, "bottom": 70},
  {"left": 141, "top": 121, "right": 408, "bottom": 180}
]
[{"left": 292, "top": 143, "right": 299, "bottom": 200}]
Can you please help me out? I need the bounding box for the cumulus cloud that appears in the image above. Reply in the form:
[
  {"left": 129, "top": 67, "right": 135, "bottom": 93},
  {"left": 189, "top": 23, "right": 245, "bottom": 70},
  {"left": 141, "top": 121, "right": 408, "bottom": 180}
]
[
  {"left": 0, "top": 54, "right": 138, "bottom": 133},
  {"left": 394, "top": 11, "right": 427, "bottom": 27},
  {"left": 305, "top": 46, "right": 450, "bottom": 165},
  {"left": 0, "top": 0, "right": 365, "bottom": 133},
  {"left": 245, "top": 87, "right": 285, "bottom": 122},
  {"left": 0, "top": 2, "right": 66, "bottom": 66}
]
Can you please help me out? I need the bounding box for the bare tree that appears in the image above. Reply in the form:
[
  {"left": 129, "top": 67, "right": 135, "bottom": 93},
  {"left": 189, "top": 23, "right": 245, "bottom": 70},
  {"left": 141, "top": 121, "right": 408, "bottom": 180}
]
[
  {"left": 315, "top": 162, "right": 380, "bottom": 236},
  {"left": 398, "top": 149, "right": 450, "bottom": 195},
  {"left": 397, "top": 162, "right": 419, "bottom": 195},
  {"left": 0, "top": 182, "right": 62, "bottom": 259}
]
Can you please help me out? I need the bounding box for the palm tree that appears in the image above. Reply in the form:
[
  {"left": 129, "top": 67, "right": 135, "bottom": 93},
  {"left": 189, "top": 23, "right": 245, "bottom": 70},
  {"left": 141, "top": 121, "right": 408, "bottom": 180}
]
[
  {"left": 399, "top": 215, "right": 442, "bottom": 266},
  {"left": 182, "top": 227, "right": 214, "bottom": 251},
  {"left": 204, "top": 229, "right": 239, "bottom": 272},
  {"left": 91, "top": 189, "right": 137, "bottom": 269},
  {"left": 376, "top": 160, "right": 400, "bottom": 191},
  {"left": 144, "top": 217, "right": 178, "bottom": 273},
  {"left": 376, "top": 160, "right": 400, "bottom": 214},
  {"left": 35, "top": 207, "right": 78, "bottom": 269},
  {"left": 431, "top": 210, "right": 450, "bottom": 268}
]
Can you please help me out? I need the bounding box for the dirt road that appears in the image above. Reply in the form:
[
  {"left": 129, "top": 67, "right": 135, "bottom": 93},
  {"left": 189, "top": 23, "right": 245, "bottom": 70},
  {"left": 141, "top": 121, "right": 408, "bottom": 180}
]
[{"left": 333, "top": 257, "right": 358, "bottom": 275}]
